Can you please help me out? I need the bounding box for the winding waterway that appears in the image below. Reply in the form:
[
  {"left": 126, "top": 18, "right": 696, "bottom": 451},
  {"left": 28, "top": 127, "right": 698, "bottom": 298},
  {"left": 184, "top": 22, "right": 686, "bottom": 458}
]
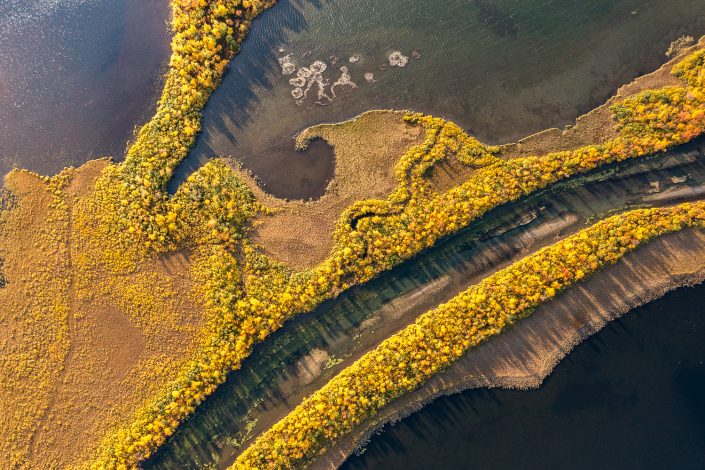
[
  {"left": 147, "top": 139, "right": 705, "bottom": 469},
  {"left": 2, "top": 1, "right": 705, "bottom": 468}
]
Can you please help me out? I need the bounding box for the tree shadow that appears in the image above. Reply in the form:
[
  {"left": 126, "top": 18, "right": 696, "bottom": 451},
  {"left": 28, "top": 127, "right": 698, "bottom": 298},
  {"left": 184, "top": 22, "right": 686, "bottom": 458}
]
[{"left": 169, "top": 0, "right": 336, "bottom": 200}]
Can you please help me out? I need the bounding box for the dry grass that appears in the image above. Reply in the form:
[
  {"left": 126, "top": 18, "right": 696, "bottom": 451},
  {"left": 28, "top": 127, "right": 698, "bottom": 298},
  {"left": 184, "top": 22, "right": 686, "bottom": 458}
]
[
  {"left": 0, "top": 35, "right": 701, "bottom": 468},
  {"left": 249, "top": 110, "right": 424, "bottom": 270},
  {"left": 246, "top": 42, "right": 697, "bottom": 271},
  {"left": 497, "top": 39, "right": 700, "bottom": 160},
  {"left": 316, "top": 228, "right": 705, "bottom": 469},
  {"left": 0, "top": 162, "right": 208, "bottom": 468},
  {"left": 245, "top": 39, "right": 705, "bottom": 273}
]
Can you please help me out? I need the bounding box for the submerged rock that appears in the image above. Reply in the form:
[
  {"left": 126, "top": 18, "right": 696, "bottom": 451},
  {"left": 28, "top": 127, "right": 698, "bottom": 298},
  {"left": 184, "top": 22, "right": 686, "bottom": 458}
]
[
  {"left": 297, "top": 66, "right": 313, "bottom": 79},
  {"left": 283, "top": 58, "right": 358, "bottom": 106},
  {"left": 331, "top": 66, "right": 357, "bottom": 97},
  {"left": 289, "top": 76, "right": 306, "bottom": 87},
  {"left": 278, "top": 54, "right": 296, "bottom": 75},
  {"left": 388, "top": 51, "right": 409, "bottom": 67},
  {"left": 309, "top": 60, "right": 327, "bottom": 74}
]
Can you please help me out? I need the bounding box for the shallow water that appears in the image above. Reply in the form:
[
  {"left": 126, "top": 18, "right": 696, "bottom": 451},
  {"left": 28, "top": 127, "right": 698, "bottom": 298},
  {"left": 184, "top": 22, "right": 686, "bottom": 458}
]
[
  {"left": 0, "top": 0, "right": 170, "bottom": 177},
  {"left": 3, "top": 1, "right": 705, "bottom": 467},
  {"left": 181, "top": 0, "right": 705, "bottom": 198},
  {"left": 146, "top": 140, "right": 705, "bottom": 469},
  {"left": 342, "top": 283, "right": 705, "bottom": 470}
]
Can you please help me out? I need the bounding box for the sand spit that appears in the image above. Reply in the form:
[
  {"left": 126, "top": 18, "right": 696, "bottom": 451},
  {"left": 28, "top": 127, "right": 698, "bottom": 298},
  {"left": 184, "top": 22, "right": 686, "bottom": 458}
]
[
  {"left": 243, "top": 38, "right": 705, "bottom": 272},
  {"left": 315, "top": 228, "right": 705, "bottom": 469}
]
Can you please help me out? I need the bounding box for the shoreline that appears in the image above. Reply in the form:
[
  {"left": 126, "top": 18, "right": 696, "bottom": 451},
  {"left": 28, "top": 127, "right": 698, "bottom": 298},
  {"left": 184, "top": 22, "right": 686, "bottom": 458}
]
[
  {"left": 149, "top": 137, "right": 705, "bottom": 469},
  {"left": 4, "top": 4, "right": 704, "bottom": 465},
  {"left": 315, "top": 228, "right": 705, "bottom": 469},
  {"left": 186, "top": 2, "right": 705, "bottom": 200},
  {"left": 246, "top": 38, "right": 705, "bottom": 271}
]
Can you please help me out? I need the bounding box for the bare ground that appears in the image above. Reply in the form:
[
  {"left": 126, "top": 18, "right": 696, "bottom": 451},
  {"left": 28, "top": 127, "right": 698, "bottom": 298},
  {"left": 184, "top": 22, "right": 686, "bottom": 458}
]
[
  {"left": 1, "top": 34, "right": 702, "bottom": 470},
  {"left": 241, "top": 39, "right": 704, "bottom": 271},
  {"left": 248, "top": 110, "right": 424, "bottom": 270}
]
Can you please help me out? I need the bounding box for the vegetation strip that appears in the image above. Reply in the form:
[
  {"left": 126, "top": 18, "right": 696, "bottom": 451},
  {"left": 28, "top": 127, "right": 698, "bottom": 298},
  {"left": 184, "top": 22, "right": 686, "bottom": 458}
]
[
  {"left": 233, "top": 201, "right": 705, "bottom": 468},
  {"left": 2, "top": 0, "right": 704, "bottom": 466},
  {"left": 87, "top": 23, "right": 705, "bottom": 469}
]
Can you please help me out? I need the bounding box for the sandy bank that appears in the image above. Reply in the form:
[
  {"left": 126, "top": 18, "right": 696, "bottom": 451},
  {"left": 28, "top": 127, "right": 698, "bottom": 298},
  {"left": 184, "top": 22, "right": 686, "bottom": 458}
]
[
  {"left": 158, "top": 138, "right": 705, "bottom": 470},
  {"left": 315, "top": 228, "right": 705, "bottom": 469},
  {"left": 244, "top": 38, "right": 704, "bottom": 271}
]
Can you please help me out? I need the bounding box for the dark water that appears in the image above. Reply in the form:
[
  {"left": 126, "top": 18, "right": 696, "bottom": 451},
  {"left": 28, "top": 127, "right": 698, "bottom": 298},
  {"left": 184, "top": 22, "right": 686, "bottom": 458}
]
[
  {"left": 342, "top": 284, "right": 705, "bottom": 470},
  {"left": 146, "top": 140, "right": 705, "bottom": 469},
  {"left": 177, "top": 0, "right": 705, "bottom": 198},
  {"left": 0, "top": 0, "right": 170, "bottom": 177},
  {"left": 238, "top": 137, "right": 336, "bottom": 199},
  {"left": 3, "top": 1, "right": 705, "bottom": 467}
]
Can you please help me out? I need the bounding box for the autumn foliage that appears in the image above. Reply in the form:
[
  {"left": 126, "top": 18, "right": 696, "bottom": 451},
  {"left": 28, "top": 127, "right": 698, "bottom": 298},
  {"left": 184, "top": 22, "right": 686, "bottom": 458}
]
[
  {"left": 233, "top": 202, "right": 705, "bottom": 469},
  {"left": 81, "top": 16, "right": 705, "bottom": 466}
]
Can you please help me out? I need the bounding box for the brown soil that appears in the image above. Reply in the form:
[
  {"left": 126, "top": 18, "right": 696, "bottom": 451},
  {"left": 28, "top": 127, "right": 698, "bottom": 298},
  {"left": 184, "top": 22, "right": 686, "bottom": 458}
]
[
  {"left": 315, "top": 228, "right": 705, "bottom": 469},
  {"left": 1, "top": 32, "right": 701, "bottom": 470},
  {"left": 248, "top": 110, "right": 424, "bottom": 271}
]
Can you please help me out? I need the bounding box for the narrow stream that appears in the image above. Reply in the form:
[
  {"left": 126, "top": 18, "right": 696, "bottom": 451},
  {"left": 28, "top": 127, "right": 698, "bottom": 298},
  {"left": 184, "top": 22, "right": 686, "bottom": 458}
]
[
  {"left": 147, "top": 139, "right": 705, "bottom": 469},
  {"left": 3, "top": 2, "right": 705, "bottom": 468},
  {"left": 342, "top": 283, "right": 705, "bottom": 470}
]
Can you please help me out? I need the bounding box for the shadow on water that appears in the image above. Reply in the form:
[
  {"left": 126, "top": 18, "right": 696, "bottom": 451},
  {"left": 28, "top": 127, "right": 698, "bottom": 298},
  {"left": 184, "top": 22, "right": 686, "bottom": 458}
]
[
  {"left": 342, "top": 285, "right": 705, "bottom": 470},
  {"left": 171, "top": 0, "right": 705, "bottom": 200},
  {"left": 169, "top": 0, "right": 336, "bottom": 200},
  {"left": 147, "top": 139, "right": 705, "bottom": 469}
]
